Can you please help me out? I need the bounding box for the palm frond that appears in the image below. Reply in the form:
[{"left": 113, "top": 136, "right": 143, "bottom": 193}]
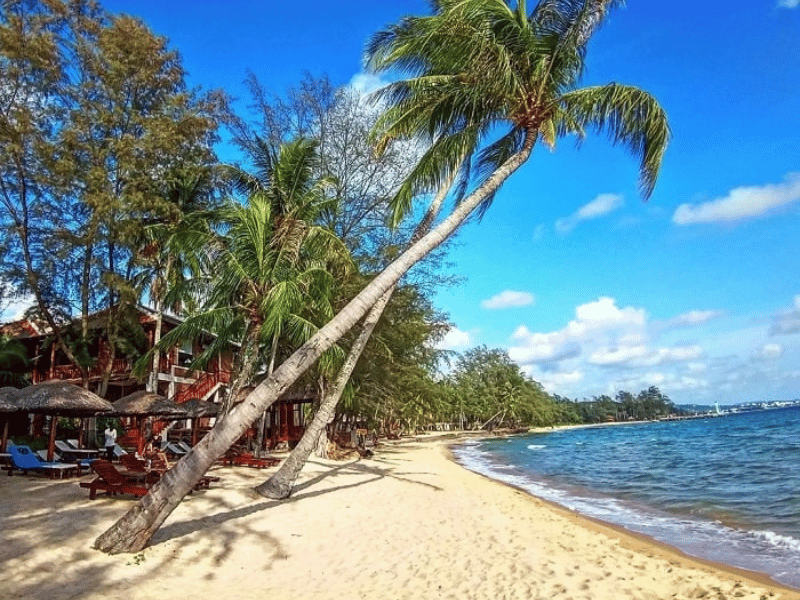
[{"left": 556, "top": 83, "right": 670, "bottom": 197}]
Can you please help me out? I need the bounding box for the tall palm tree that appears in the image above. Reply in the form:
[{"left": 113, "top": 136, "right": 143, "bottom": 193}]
[
  {"left": 138, "top": 138, "right": 349, "bottom": 422},
  {"left": 96, "top": 0, "right": 669, "bottom": 553},
  {"left": 256, "top": 168, "right": 459, "bottom": 499},
  {"left": 256, "top": 0, "right": 669, "bottom": 498},
  {"left": 134, "top": 169, "right": 218, "bottom": 393}
]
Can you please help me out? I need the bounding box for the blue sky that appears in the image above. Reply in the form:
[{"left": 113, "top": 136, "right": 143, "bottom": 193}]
[{"left": 6, "top": 1, "right": 799, "bottom": 405}]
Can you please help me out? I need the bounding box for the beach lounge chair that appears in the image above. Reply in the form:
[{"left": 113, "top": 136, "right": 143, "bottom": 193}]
[
  {"left": 164, "top": 442, "right": 187, "bottom": 457},
  {"left": 176, "top": 441, "right": 193, "bottom": 454},
  {"left": 55, "top": 440, "right": 74, "bottom": 454},
  {"left": 8, "top": 444, "right": 79, "bottom": 478},
  {"left": 66, "top": 439, "right": 80, "bottom": 449},
  {"left": 117, "top": 453, "right": 217, "bottom": 491},
  {"left": 79, "top": 459, "right": 149, "bottom": 500},
  {"left": 120, "top": 453, "right": 148, "bottom": 472},
  {"left": 220, "top": 450, "right": 280, "bottom": 469},
  {"left": 39, "top": 448, "right": 95, "bottom": 475},
  {"left": 112, "top": 444, "right": 127, "bottom": 460}
]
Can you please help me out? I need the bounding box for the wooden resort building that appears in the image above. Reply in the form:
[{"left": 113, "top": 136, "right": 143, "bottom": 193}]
[{"left": 2, "top": 306, "right": 312, "bottom": 451}]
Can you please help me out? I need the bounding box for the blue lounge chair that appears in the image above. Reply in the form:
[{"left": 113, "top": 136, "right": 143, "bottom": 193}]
[
  {"left": 38, "top": 448, "right": 95, "bottom": 474},
  {"left": 8, "top": 444, "right": 78, "bottom": 479}
]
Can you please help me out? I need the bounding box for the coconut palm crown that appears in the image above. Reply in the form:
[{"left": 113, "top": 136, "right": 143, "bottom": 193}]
[
  {"left": 366, "top": 0, "right": 670, "bottom": 225},
  {"left": 136, "top": 139, "right": 351, "bottom": 380}
]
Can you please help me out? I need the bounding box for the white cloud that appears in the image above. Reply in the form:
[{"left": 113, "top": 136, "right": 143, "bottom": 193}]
[
  {"left": 555, "top": 193, "right": 624, "bottom": 233},
  {"left": 687, "top": 362, "right": 707, "bottom": 372},
  {"left": 661, "top": 376, "right": 710, "bottom": 391},
  {"left": 673, "top": 173, "right": 800, "bottom": 224},
  {"left": 590, "top": 344, "right": 703, "bottom": 367},
  {"left": 481, "top": 290, "right": 535, "bottom": 310},
  {"left": 437, "top": 327, "right": 471, "bottom": 350},
  {"left": 778, "top": 0, "right": 799, "bottom": 8},
  {"left": 566, "top": 297, "right": 646, "bottom": 337},
  {"left": 0, "top": 294, "right": 35, "bottom": 322},
  {"left": 537, "top": 369, "right": 585, "bottom": 393},
  {"left": 666, "top": 309, "right": 724, "bottom": 328},
  {"left": 348, "top": 72, "right": 389, "bottom": 96},
  {"left": 770, "top": 294, "right": 800, "bottom": 335},
  {"left": 753, "top": 342, "right": 784, "bottom": 361},
  {"left": 509, "top": 297, "right": 646, "bottom": 367},
  {"left": 589, "top": 345, "right": 650, "bottom": 365}
]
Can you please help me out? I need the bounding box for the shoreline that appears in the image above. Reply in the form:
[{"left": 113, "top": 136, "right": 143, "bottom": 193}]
[
  {"left": 444, "top": 439, "right": 800, "bottom": 596},
  {"left": 1, "top": 437, "right": 799, "bottom": 599}
]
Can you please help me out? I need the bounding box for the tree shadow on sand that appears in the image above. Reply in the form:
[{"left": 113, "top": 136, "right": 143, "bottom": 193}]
[{"left": 150, "top": 456, "right": 443, "bottom": 558}]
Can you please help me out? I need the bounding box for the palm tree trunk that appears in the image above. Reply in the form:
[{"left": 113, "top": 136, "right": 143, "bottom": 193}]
[
  {"left": 255, "top": 333, "right": 280, "bottom": 452},
  {"left": 148, "top": 306, "right": 163, "bottom": 393},
  {"left": 93, "top": 130, "right": 535, "bottom": 554},
  {"left": 219, "top": 321, "right": 261, "bottom": 417},
  {"left": 255, "top": 287, "right": 392, "bottom": 499},
  {"left": 254, "top": 162, "right": 458, "bottom": 499}
]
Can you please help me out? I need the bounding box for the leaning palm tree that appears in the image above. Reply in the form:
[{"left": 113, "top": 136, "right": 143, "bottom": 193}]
[
  {"left": 256, "top": 0, "right": 667, "bottom": 499},
  {"left": 96, "top": 0, "right": 669, "bottom": 553},
  {"left": 256, "top": 167, "right": 461, "bottom": 499}
]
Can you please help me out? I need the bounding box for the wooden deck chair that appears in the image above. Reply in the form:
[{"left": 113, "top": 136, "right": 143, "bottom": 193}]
[{"left": 79, "top": 459, "right": 149, "bottom": 500}]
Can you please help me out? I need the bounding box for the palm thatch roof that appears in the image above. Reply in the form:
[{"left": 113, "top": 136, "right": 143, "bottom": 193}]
[
  {"left": 14, "top": 381, "right": 114, "bottom": 415},
  {"left": 180, "top": 399, "right": 219, "bottom": 418},
  {"left": 110, "top": 390, "right": 188, "bottom": 417},
  {"left": 0, "top": 387, "right": 20, "bottom": 412}
]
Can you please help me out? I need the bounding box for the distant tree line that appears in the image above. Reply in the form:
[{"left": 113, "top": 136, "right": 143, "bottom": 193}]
[{"left": 327, "top": 344, "right": 681, "bottom": 434}]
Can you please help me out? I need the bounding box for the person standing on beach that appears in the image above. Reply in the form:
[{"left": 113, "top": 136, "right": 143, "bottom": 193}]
[{"left": 104, "top": 425, "right": 117, "bottom": 461}]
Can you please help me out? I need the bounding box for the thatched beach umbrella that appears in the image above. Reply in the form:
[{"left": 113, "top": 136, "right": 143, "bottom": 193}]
[
  {"left": 14, "top": 381, "right": 113, "bottom": 461},
  {"left": 181, "top": 398, "right": 219, "bottom": 418},
  {"left": 0, "top": 387, "right": 21, "bottom": 452},
  {"left": 180, "top": 398, "right": 220, "bottom": 445},
  {"left": 110, "top": 390, "right": 188, "bottom": 453},
  {"left": 110, "top": 390, "right": 188, "bottom": 418}
]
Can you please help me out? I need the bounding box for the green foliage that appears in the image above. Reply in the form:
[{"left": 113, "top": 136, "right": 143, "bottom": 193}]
[
  {"left": 341, "top": 281, "right": 450, "bottom": 433},
  {"left": 366, "top": 0, "right": 670, "bottom": 225},
  {"left": 446, "top": 346, "right": 559, "bottom": 429},
  {"left": 563, "top": 386, "right": 677, "bottom": 423},
  {"left": 136, "top": 138, "right": 351, "bottom": 398},
  {"left": 0, "top": 335, "right": 30, "bottom": 386},
  {"left": 0, "top": 0, "right": 225, "bottom": 380}
]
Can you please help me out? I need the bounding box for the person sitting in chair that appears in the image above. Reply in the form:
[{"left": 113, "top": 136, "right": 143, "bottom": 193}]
[{"left": 142, "top": 436, "right": 169, "bottom": 471}]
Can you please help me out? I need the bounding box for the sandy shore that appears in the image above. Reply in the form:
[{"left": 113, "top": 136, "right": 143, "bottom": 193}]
[{"left": 1, "top": 440, "right": 798, "bottom": 600}]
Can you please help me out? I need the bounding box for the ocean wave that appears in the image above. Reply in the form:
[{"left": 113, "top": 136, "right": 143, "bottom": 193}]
[
  {"left": 751, "top": 530, "right": 800, "bottom": 552},
  {"left": 527, "top": 444, "right": 546, "bottom": 450}
]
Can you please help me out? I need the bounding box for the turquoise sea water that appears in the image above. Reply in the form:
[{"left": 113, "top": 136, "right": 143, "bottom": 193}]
[{"left": 453, "top": 406, "right": 800, "bottom": 589}]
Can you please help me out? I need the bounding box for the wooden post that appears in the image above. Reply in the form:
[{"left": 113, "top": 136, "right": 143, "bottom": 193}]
[{"left": 47, "top": 416, "right": 57, "bottom": 462}]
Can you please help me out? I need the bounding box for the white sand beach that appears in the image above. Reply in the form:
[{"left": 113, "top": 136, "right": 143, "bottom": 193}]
[{"left": 1, "top": 439, "right": 798, "bottom": 600}]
